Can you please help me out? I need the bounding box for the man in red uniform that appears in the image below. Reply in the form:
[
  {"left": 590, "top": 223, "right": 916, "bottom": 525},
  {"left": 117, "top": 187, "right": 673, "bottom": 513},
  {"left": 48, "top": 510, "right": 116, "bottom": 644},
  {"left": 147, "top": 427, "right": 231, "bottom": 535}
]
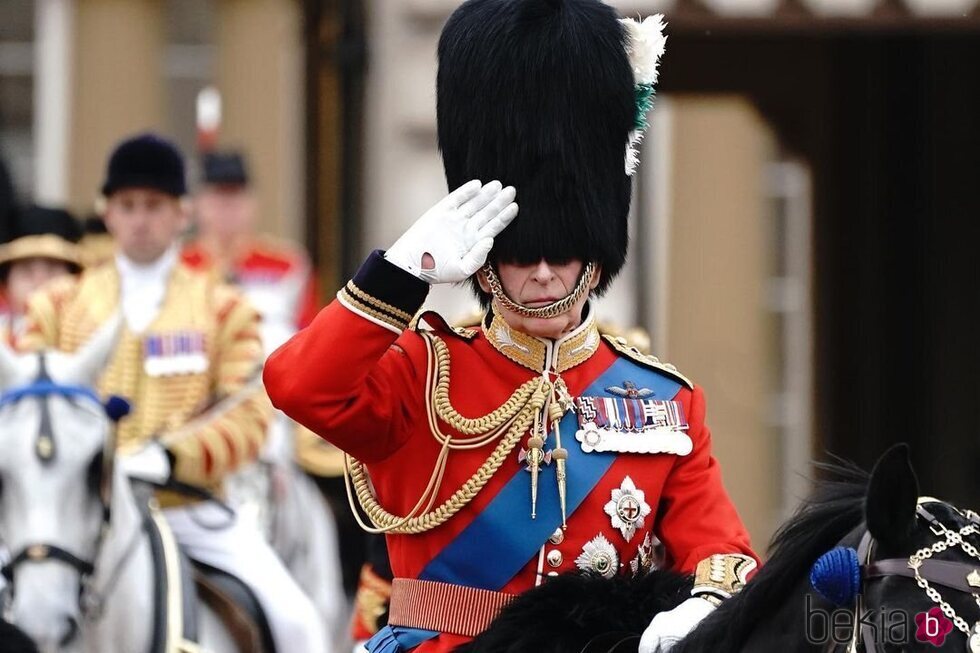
[
  {"left": 182, "top": 151, "right": 318, "bottom": 352},
  {"left": 264, "top": 1, "right": 757, "bottom": 652}
]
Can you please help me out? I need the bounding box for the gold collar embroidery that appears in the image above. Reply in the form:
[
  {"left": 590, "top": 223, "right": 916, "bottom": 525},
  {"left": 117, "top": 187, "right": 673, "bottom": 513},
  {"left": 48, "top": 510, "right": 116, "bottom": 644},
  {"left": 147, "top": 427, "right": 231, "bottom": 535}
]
[{"left": 485, "top": 307, "right": 601, "bottom": 373}]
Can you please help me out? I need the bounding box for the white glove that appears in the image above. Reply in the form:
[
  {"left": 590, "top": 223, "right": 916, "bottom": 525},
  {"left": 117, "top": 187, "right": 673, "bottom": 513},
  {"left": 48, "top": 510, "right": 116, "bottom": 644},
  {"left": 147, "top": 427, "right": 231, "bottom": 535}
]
[
  {"left": 119, "top": 441, "right": 171, "bottom": 484},
  {"left": 638, "top": 596, "right": 716, "bottom": 653},
  {"left": 385, "top": 180, "right": 518, "bottom": 284}
]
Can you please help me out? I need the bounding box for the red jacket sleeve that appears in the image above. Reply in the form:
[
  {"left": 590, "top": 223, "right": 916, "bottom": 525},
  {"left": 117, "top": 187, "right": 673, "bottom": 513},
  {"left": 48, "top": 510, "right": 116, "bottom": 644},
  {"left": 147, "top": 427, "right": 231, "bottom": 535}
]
[
  {"left": 654, "top": 384, "right": 758, "bottom": 573},
  {"left": 263, "top": 251, "right": 429, "bottom": 463}
]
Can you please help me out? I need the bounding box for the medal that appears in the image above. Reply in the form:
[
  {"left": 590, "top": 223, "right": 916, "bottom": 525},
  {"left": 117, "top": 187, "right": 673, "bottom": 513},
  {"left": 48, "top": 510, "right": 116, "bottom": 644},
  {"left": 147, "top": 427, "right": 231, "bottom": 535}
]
[
  {"left": 143, "top": 331, "right": 209, "bottom": 377},
  {"left": 630, "top": 532, "right": 656, "bottom": 576},
  {"left": 574, "top": 396, "right": 691, "bottom": 455}
]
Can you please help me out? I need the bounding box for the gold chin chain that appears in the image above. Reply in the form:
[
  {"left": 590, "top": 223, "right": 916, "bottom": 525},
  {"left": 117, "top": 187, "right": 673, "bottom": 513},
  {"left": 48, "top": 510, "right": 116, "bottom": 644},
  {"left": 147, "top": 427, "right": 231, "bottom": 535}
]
[
  {"left": 346, "top": 331, "right": 567, "bottom": 535},
  {"left": 483, "top": 262, "right": 596, "bottom": 320}
]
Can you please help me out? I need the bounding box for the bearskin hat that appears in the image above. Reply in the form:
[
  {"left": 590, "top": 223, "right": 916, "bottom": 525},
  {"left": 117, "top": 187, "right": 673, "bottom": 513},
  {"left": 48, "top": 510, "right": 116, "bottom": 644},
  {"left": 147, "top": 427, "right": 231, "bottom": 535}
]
[{"left": 437, "top": 0, "right": 636, "bottom": 296}]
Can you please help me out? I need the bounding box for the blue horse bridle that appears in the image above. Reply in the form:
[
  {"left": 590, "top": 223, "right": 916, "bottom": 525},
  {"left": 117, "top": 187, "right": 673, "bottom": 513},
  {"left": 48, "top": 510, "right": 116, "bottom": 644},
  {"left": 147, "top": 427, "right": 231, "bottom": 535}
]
[{"left": 0, "top": 354, "right": 129, "bottom": 632}]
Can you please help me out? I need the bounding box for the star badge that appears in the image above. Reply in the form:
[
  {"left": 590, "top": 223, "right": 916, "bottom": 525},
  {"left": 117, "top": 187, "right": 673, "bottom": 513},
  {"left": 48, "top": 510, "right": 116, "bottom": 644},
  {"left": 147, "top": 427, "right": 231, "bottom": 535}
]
[
  {"left": 604, "top": 476, "right": 651, "bottom": 543},
  {"left": 575, "top": 533, "right": 619, "bottom": 579}
]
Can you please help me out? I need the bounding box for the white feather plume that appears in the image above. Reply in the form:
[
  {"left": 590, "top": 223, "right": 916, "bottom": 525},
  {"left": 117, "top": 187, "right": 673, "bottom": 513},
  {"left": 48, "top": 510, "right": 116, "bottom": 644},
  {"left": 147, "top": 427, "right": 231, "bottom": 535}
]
[
  {"left": 620, "top": 15, "right": 668, "bottom": 86},
  {"left": 625, "top": 130, "right": 644, "bottom": 176},
  {"left": 621, "top": 15, "right": 667, "bottom": 175}
]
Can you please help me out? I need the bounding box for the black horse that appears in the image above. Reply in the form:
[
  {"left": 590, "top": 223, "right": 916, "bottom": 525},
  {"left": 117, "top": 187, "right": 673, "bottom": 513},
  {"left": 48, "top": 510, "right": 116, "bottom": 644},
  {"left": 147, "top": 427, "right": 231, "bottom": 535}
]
[{"left": 462, "top": 444, "right": 980, "bottom": 652}]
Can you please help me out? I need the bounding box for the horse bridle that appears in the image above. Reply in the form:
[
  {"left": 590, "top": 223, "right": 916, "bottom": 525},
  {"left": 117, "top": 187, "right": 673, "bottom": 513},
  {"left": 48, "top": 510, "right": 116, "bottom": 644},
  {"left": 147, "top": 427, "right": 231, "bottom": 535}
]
[
  {"left": 0, "top": 356, "right": 123, "bottom": 625},
  {"left": 837, "top": 500, "right": 980, "bottom": 652}
]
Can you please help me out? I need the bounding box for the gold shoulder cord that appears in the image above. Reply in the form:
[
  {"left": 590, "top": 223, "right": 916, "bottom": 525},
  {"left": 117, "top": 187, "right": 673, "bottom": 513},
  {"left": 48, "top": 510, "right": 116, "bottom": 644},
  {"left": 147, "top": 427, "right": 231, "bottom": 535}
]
[{"left": 344, "top": 331, "right": 553, "bottom": 535}]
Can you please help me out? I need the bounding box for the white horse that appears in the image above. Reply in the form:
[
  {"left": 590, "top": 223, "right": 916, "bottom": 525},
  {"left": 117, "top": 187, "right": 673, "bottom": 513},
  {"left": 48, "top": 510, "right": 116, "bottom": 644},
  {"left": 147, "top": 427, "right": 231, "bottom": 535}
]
[
  {"left": 225, "top": 417, "right": 347, "bottom": 647},
  {"left": 0, "top": 320, "right": 237, "bottom": 653}
]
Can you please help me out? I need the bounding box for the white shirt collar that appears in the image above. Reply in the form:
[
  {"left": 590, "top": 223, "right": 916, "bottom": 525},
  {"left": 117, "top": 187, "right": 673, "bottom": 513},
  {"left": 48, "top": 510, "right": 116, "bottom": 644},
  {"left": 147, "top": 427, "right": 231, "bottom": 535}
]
[
  {"left": 115, "top": 245, "right": 179, "bottom": 333},
  {"left": 115, "top": 245, "right": 179, "bottom": 286}
]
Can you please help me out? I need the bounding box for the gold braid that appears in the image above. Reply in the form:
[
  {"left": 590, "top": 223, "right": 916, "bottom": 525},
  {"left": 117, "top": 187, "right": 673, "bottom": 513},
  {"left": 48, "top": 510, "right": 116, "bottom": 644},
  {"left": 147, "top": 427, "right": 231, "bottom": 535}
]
[{"left": 344, "top": 331, "right": 551, "bottom": 534}]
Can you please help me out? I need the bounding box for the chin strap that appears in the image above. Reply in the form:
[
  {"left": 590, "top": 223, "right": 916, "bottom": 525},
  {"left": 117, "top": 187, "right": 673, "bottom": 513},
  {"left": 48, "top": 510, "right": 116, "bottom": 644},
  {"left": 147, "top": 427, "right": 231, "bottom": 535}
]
[{"left": 483, "top": 262, "right": 596, "bottom": 320}]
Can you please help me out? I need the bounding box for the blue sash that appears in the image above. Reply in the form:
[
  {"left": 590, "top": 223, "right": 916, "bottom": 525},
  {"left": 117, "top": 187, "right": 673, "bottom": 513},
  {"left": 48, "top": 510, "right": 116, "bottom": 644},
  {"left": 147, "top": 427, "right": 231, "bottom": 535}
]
[{"left": 367, "top": 357, "right": 682, "bottom": 651}]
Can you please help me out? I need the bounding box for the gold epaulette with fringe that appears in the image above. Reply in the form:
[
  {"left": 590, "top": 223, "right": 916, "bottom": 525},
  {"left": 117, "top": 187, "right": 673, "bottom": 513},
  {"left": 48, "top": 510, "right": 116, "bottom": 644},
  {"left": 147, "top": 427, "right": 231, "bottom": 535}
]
[{"left": 601, "top": 333, "right": 693, "bottom": 390}]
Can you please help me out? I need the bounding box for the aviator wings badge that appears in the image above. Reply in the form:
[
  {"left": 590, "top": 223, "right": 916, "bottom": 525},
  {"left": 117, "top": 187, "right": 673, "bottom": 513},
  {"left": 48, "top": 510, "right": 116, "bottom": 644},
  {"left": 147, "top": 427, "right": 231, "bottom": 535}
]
[
  {"left": 605, "top": 380, "right": 655, "bottom": 399},
  {"left": 604, "top": 476, "right": 651, "bottom": 543}
]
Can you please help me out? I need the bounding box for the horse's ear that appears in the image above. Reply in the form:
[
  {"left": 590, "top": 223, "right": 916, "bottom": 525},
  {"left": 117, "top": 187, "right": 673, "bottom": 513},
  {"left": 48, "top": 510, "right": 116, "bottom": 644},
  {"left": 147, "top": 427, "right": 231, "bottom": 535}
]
[
  {"left": 865, "top": 443, "right": 919, "bottom": 547},
  {"left": 49, "top": 312, "right": 123, "bottom": 386}
]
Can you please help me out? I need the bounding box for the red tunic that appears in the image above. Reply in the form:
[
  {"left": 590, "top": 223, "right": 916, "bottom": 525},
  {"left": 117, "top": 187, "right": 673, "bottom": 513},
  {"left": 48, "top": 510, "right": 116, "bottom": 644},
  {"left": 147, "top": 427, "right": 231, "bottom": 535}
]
[
  {"left": 181, "top": 236, "right": 318, "bottom": 336},
  {"left": 263, "top": 252, "right": 756, "bottom": 652}
]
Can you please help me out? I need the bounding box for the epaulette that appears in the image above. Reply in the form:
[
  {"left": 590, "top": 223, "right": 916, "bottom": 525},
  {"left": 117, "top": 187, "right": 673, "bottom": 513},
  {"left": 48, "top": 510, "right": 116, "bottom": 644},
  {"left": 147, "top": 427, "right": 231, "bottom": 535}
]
[
  {"left": 411, "top": 310, "right": 479, "bottom": 341},
  {"left": 601, "top": 333, "right": 693, "bottom": 390}
]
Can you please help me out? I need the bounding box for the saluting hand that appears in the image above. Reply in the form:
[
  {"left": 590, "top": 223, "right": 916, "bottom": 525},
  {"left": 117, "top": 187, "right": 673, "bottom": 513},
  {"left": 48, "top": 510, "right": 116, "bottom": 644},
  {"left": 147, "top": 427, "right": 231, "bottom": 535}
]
[{"left": 385, "top": 180, "right": 518, "bottom": 284}]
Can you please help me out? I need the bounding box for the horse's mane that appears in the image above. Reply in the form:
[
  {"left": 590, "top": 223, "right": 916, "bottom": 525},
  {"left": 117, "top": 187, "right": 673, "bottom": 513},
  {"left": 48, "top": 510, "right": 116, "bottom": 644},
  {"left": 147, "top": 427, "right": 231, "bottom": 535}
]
[{"left": 675, "top": 459, "right": 870, "bottom": 653}]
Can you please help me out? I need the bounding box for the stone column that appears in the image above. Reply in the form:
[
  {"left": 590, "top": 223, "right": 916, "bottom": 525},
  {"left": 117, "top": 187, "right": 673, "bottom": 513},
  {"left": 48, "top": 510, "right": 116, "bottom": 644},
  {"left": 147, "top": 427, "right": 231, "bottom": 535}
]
[
  {"left": 34, "top": 0, "right": 75, "bottom": 205},
  {"left": 665, "top": 95, "right": 779, "bottom": 546},
  {"left": 214, "top": 0, "right": 305, "bottom": 240},
  {"left": 70, "top": 0, "right": 165, "bottom": 210}
]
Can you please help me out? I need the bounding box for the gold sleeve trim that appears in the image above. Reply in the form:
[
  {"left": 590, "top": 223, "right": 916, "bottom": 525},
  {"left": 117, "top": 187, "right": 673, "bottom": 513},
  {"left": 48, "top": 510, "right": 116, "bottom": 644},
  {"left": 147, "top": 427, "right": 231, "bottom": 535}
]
[
  {"left": 337, "top": 288, "right": 407, "bottom": 333},
  {"left": 345, "top": 281, "right": 415, "bottom": 324},
  {"left": 692, "top": 553, "right": 757, "bottom": 600}
]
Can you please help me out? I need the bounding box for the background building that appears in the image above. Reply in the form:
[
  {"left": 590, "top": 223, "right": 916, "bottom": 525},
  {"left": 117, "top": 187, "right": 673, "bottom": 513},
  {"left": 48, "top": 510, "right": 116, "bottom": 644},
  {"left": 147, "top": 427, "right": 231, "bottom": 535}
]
[{"left": 2, "top": 0, "right": 979, "bottom": 549}]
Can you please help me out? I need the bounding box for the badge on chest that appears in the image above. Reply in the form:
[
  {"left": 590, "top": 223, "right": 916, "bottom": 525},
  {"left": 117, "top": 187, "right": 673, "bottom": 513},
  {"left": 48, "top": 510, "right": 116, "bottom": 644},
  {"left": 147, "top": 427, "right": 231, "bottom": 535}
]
[
  {"left": 143, "top": 331, "right": 209, "bottom": 376},
  {"left": 574, "top": 395, "right": 691, "bottom": 455}
]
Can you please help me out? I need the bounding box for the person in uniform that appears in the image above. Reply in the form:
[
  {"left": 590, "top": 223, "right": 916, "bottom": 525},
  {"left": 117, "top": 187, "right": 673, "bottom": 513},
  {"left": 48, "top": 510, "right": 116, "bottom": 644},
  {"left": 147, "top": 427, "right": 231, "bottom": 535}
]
[
  {"left": 0, "top": 206, "right": 82, "bottom": 343},
  {"left": 21, "top": 133, "right": 327, "bottom": 653},
  {"left": 182, "top": 150, "right": 317, "bottom": 351},
  {"left": 183, "top": 149, "right": 348, "bottom": 638},
  {"left": 264, "top": 2, "right": 757, "bottom": 653},
  {"left": 182, "top": 150, "right": 342, "bottom": 481}
]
